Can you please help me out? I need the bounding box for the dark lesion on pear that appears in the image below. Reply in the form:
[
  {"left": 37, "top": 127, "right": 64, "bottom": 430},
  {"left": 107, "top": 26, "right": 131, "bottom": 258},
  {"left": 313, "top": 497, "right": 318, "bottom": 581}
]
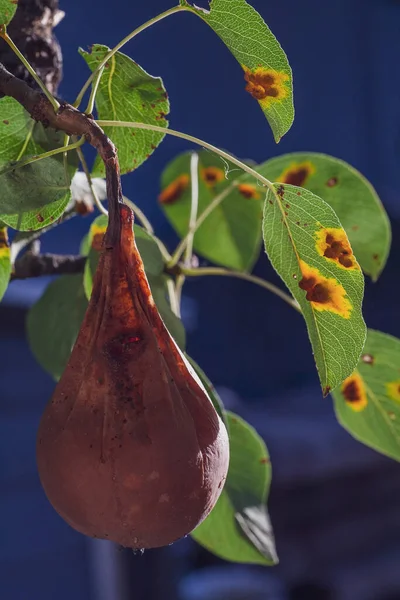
[{"left": 103, "top": 331, "right": 146, "bottom": 363}]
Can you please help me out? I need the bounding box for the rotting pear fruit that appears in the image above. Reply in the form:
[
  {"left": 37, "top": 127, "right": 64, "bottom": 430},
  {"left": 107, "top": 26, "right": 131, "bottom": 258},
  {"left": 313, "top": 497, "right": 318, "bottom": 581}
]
[{"left": 36, "top": 202, "right": 229, "bottom": 549}]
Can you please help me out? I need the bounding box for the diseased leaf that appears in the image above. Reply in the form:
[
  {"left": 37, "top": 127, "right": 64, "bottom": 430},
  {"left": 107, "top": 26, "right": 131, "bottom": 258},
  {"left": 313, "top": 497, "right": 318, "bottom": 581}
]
[
  {"left": 0, "top": 0, "right": 17, "bottom": 26},
  {"left": 0, "top": 97, "right": 77, "bottom": 230},
  {"left": 82, "top": 215, "right": 185, "bottom": 349},
  {"left": 159, "top": 150, "right": 263, "bottom": 271},
  {"left": 332, "top": 329, "right": 400, "bottom": 462},
  {"left": 259, "top": 153, "right": 391, "bottom": 280},
  {"left": 0, "top": 226, "right": 11, "bottom": 302},
  {"left": 80, "top": 44, "right": 169, "bottom": 176},
  {"left": 263, "top": 183, "right": 366, "bottom": 394},
  {"left": 26, "top": 275, "right": 88, "bottom": 380},
  {"left": 186, "top": 355, "right": 227, "bottom": 426},
  {"left": 192, "top": 412, "right": 277, "bottom": 565},
  {"left": 184, "top": 0, "right": 293, "bottom": 142}
]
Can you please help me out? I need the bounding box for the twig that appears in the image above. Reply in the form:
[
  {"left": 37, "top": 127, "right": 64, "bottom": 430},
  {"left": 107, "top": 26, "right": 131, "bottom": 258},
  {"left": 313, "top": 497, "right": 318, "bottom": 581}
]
[
  {"left": 11, "top": 253, "right": 86, "bottom": 280},
  {"left": 0, "top": 61, "right": 124, "bottom": 248}
]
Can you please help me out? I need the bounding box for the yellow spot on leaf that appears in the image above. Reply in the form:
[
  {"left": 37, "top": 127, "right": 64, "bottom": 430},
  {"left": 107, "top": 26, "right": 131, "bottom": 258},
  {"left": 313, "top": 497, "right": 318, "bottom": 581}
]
[
  {"left": 158, "top": 174, "right": 189, "bottom": 205},
  {"left": 315, "top": 227, "right": 360, "bottom": 270},
  {"left": 276, "top": 161, "right": 316, "bottom": 187},
  {"left": 201, "top": 166, "right": 225, "bottom": 187},
  {"left": 237, "top": 183, "right": 261, "bottom": 199},
  {"left": 341, "top": 372, "right": 368, "bottom": 412},
  {"left": 298, "top": 259, "right": 352, "bottom": 318},
  {"left": 243, "top": 66, "right": 289, "bottom": 108},
  {"left": 386, "top": 380, "right": 400, "bottom": 403},
  {"left": 0, "top": 227, "right": 10, "bottom": 259}
]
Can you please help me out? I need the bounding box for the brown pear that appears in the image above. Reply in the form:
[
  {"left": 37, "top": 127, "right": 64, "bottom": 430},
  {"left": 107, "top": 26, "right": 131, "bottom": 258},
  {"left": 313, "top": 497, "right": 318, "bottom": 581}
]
[{"left": 36, "top": 203, "right": 229, "bottom": 549}]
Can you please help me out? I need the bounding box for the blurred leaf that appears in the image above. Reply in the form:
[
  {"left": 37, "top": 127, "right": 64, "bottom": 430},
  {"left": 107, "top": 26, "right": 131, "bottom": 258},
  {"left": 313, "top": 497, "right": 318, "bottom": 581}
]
[
  {"left": 185, "top": 355, "right": 227, "bottom": 426},
  {"left": 0, "top": 97, "right": 77, "bottom": 230},
  {"left": 0, "top": 226, "right": 11, "bottom": 301},
  {"left": 0, "top": 0, "right": 17, "bottom": 26},
  {"left": 260, "top": 153, "right": 391, "bottom": 280},
  {"left": 159, "top": 150, "right": 263, "bottom": 271},
  {"left": 82, "top": 215, "right": 185, "bottom": 349},
  {"left": 80, "top": 44, "right": 169, "bottom": 176},
  {"left": 263, "top": 183, "right": 366, "bottom": 394},
  {"left": 192, "top": 412, "right": 277, "bottom": 565},
  {"left": 26, "top": 275, "right": 88, "bottom": 380},
  {"left": 332, "top": 329, "right": 400, "bottom": 462},
  {"left": 184, "top": 0, "right": 293, "bottom": 142}
]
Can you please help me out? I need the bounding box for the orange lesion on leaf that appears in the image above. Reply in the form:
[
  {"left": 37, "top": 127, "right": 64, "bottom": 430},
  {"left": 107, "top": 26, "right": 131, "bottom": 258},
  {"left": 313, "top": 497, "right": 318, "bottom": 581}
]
[
  {"left": 315, "top": 227, "right": 359, "bottom": 270},
  {"left": 341, "top": 372, "right": 368, "bottom": 412},
  {"left": 298, "top": 259, "right": 352, "bottom": 318},
  {"left": 276, "top": 161, "right": 316, "bottom": 187},
  {"left": 243, "top": 66, "right": 290, "bottom": 108},
  {"left": 386, "top": 380, "right": 400, "bottom": 403},
  {"left": 158, "top": 174, "right": 190, "bottom": 205},
  {"left": 200, "top": 166, "right": 225, "bottom": 187},
  {"left": 0, "top": 227, "right": 10, "bottom": 259},
  {"left": 237, "top": 183, "right": 261, "bottom": 200}
]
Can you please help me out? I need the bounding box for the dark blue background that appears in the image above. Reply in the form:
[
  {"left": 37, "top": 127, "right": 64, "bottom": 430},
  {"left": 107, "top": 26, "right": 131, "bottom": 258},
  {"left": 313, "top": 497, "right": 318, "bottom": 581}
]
[{"left": 1, "top": 0, "right": 400, "bottom": 599}]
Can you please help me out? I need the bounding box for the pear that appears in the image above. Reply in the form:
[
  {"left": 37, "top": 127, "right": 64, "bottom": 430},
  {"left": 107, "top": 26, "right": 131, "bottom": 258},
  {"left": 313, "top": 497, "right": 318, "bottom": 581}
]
[{"left": 36, "top": 203, "right": 229, "bottom": 549}]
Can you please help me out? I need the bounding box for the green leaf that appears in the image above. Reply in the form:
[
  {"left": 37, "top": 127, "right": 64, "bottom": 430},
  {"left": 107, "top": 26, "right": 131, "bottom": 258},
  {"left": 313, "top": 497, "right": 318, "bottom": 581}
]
[
  {"left": 263, "top": 183, "right": 366, "bottom": 394},
  {"left": 0, "top": 226, "right": 11, "bottom": 301},
  {"left": 186, "top": 355, "right": 227, "bottom": 426},
  {"left": 26, "top": 275, "right": 88, "bottom": 380},
  {"left": 82, "top": 215, "right": 186, "bottom": 349},
  {"left": 0, "top": 97, "right": 77, "bottom": 230},
  {"left": 0, "top": 0, "right": 17, "bottom": 26},
  {"left": 159, "top": 150, "right": 263, "bottom": 271},
  {"left": 80, "top": 44, "right": 169, "bottom": 176},
  {"left": 192, "top": 412, "right": 277, "bottom": 565},
  {"left": 259, "top": 153, "right": 391, "bottom": 280},
  {"left": 332, "top": 329, "right": 400, "bottom": 462},
  {"left": 184, "top": 0, "right": 293, "bottom": 142}
]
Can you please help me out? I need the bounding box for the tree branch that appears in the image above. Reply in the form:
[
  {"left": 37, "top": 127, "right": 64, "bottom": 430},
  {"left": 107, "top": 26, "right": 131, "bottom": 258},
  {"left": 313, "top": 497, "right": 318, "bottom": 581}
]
[
  {"left": 0, "top": 62, "right": 124, "bottom": 246},
  {"left": 11, "top": 252, "right": 86, "bottom": 280}
]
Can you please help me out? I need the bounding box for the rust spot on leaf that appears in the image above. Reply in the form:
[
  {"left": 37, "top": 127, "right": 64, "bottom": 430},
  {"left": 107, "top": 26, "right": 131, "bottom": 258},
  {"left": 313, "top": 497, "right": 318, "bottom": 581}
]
[
  {"left": 243, "top": 66, "right": 289, "bottom": 107},
  {"left": 2, "top": 119, "right": 9, "bottom": 125},
  {"left": 315, "top": 227, "right": 359, "bottom": 270},
  {"left": 341, "top": 373, "right": 368, "bottom": 411},
  {"left": 158, "top": 174, "right": 189, "bottom": 205},
  {"left": 237, "top": 183, "right": 261, "bottom": 199},
  {"left": 277, "top": 161, "right": 316, "bottom": 187},
  {"left": 277, "top": 184, "right": 285, "bottom": 198},
  {"left": 201, "top": 166, "right": 224, "bottom": 187},
  {"left": 259, "top": 457, "right": 270, "bottom": 464},
  {"left": 326, "top": 177, "right": 338, "bottom": 187},
  {"left": 298, "top": 260, "right": 352, "bottom": 318},
  {"left": 386, "top": 380, "right": 400, "bottom": 403}
]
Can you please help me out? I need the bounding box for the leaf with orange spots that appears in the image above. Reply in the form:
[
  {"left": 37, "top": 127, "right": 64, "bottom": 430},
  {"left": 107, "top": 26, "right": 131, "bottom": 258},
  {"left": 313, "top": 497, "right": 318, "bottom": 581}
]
[
  {"left": 159, "top": 150, "right": 263, "bottom": 271},
  {"left": 182, "top": 0, "right": 294, "bottom": 142},
  {"left": 258, "top": 152, "right": 391, "bottom": 279},
  {"left": 0, "top": 226, "right": 11, "bottom": 302},
  {"left": 80, "top": 45, "right": 169, "bottom": 176},
  {"left": 0, "top": 0, "right": 18, "bottom": 26},
  {"left": 192, "top": 412, "right": 277, "bottom": 565},
  {"left": 332, "top": 329, "right": 400, "bottom": 462},
  {"left": 81, "top": 215, "right": 185, "bottom": 350},
  {"left": 263, "top": 184, "right": 366, "bottom": 393},
  {"left": 0, "top": 98, "right": 77, "bottom": 230}
]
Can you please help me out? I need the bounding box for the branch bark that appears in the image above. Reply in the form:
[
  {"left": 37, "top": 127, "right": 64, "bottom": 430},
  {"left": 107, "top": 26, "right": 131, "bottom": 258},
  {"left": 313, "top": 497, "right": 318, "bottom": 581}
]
[
  {"left": 0, "top": 62, "right": 123, "bottom": 248},
  {"left": 11, "top": 252, "right": 86, "bottom": 280}
]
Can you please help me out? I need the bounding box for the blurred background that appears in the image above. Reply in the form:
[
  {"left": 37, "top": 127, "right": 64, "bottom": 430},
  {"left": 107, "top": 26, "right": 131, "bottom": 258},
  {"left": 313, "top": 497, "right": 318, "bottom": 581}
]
[{"left": 1, "top": 0, "right": 400, "bottom": 598}]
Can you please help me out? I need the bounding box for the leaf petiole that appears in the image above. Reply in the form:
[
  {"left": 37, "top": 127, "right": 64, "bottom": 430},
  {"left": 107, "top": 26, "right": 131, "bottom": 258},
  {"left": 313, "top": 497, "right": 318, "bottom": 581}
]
[
  {"left": 180, "top": 265, "right": 301, "bottom": 313},
  {"left": 0, "top": 31, "right": 60, "bottom": 112},
  {"left": 73, "top": 5, "right": 186, "bottom": 109}
]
